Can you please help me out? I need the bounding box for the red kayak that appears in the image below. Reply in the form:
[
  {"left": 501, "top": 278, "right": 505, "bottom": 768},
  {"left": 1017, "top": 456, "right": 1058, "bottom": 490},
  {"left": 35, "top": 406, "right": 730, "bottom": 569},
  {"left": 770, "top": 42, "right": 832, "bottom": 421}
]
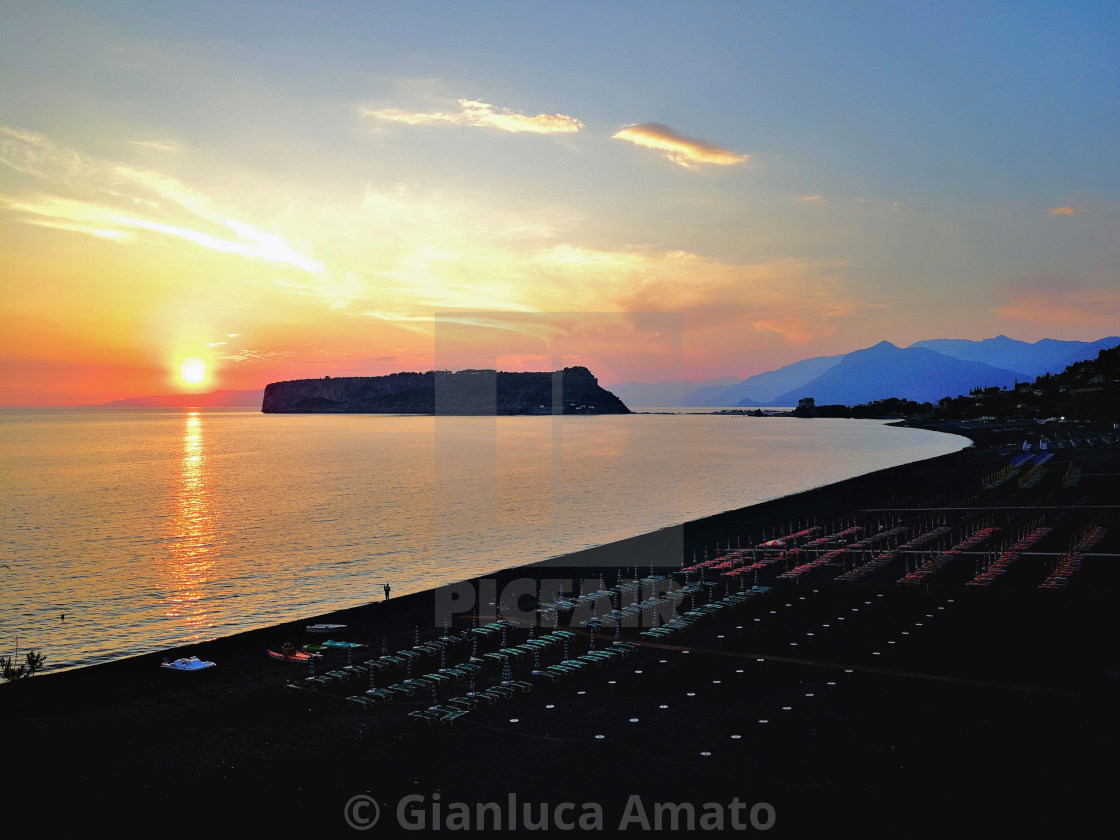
[{"left": 267, "top": 649, "right": 314, "bottom": 662}]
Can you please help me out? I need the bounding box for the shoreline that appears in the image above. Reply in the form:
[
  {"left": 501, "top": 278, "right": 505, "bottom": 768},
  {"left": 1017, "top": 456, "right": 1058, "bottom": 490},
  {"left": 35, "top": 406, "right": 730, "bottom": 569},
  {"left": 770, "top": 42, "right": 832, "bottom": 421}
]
[
  {"left": 18, "top": 414, "right": 970, "bottom": 677},
  {"left": 4, "top": 421, "right": 1117, "bottom": 836},
  {"left": 33, "top": 420, "right": 973, "bottom": 678}
]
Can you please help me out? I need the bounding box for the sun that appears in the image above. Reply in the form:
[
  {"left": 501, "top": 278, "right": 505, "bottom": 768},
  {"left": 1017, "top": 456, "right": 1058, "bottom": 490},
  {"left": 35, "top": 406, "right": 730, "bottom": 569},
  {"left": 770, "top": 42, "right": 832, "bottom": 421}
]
[{"left": 179, "top": 357, "right": 207, "bottom": 386}]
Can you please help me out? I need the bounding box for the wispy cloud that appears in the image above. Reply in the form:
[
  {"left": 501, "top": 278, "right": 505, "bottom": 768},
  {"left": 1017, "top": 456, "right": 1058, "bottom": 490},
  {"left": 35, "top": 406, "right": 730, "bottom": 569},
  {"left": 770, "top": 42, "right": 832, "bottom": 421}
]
[
  {"left": 611, "top": 123, "right": 749, "bottom": 169},
  {"left": 525, "top": 245, "right": 861, "bottom": 344},
  {"left": 363, "top": 99, "right": 584, "bottom": 134},
  {"left": 994, "top": 273, "right": 1119, "bottom": 327},
  {"left": 995, "top": 292, "right": 1118, "bottom": 326},
  {"left": 800, "top": 194, "right": 825, "bottom": 203},
  {"left": 0, "top": 126, "right": 323, "bottom": 273},
  {"left": 1047, "top": 206, "right": 1082, "bottom": 217},
  {"left": 129, "top": 139, "right": 183, "bottom": 154}
]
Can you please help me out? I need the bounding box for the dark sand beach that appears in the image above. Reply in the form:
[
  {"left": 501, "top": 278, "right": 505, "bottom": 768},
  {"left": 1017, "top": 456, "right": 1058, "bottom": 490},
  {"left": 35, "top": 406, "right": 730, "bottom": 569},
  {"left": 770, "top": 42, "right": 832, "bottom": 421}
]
[{"left": 4, "top": 422, "right": 1117, "bottom": 837}]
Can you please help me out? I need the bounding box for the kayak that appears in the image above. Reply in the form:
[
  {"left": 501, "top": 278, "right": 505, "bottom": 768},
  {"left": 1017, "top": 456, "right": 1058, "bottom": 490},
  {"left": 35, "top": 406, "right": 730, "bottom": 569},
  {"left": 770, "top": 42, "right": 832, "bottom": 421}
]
[
  {"left": 162, "top": 656, "right": 215, "bottom": 671},
  {"left": 268, "top": 649, "right": 315, "bottom": 662},
  {"left": 306, "top": 623, "right": 348, "bottom": 633},
  {"left": 320, "top": 639, "right": 365, "bottom": 649}
]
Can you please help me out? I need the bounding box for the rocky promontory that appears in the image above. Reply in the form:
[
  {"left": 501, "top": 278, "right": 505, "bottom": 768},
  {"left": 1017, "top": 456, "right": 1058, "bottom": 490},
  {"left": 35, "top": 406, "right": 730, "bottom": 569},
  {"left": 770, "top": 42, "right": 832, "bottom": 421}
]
[{"left": 261, "top": 366, "right": 631, "bottom": 414}]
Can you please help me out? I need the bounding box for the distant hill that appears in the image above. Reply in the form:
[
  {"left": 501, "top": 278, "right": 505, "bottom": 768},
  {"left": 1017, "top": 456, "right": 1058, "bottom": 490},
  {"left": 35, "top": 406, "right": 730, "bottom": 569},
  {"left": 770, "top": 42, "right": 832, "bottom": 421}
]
[
  {"left": 911, "top": 335, "right": 1120, "bottom": 379},
  {"left": 674, "top": 334, "right": 1120, "bottom": 408},
  {"left": 96, "top": 389, "right": 265, "bottom": 408},
  {"left": 937, "top": 344, "right": 1119, "bottom": 423},
  {"left": 261, "top": 367, "right": 630, "bottom": 414},
  {"left": 608, "top": 377, "right": 739, "bottom": 407},
  {"left": 713, "top": 354, "right": 844, "bottom": 407},
  {"left": 770, "top": 342, "right": 1023, "bottom": 405}
]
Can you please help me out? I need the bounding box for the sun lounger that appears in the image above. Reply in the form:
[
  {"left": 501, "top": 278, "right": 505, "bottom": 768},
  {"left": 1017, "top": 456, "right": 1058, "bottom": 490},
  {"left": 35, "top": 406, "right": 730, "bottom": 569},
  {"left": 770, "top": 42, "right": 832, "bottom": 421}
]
[
  {"left": 422, "top": 672, "right": 453, "bottom": 685},
  {"left": 326, "top": 670, "right": 352, "bottom": 683},
  {"left": 396, "top": 649, "right": 421, "bottom": 661},
  {"left": 531, "top": 669, "right": 560, "bottom": 682},
  {"left": 440, "top": 708, "right": 470, "bottom": 726},
  {"left": 384, "top": 682, "right": 415, "bottom": 697},
  {"left": 363, "top": 659, "right": 391, "bottom": 672},
  {"left": 380, "top": 655, "right": 407, "bottom": 667},
  {"left": 503, "top": 679, "right": 532, "bottom": 694},
  {"left": 584, "top": 649, "right": 622, "bottom": 662},
  {"left": 364, "top": 687, "right": 394, "bottom": 701},
  {"left": 522, "top": 638, "right": 557, "bottom": 649},
  {"left": 428, "top": 704, "right": 463, "bottom": 717},
  {"left": 595, "top": 647, "right": 626, "bottom": 659},
  {"left": 466, "top": 691, "right": 499, "bottom": 705},
  {"left": 348, "top": 695, "right": 377, "bottom": 710},
  {"left": 408, "top": 709, "right": 443, "bottom": 725},
  {"left": 485, "top": 684, "right": 515, "bottom": 699},
  {"left": 447, "top": 696, "right": 477, "bottom": 710}
]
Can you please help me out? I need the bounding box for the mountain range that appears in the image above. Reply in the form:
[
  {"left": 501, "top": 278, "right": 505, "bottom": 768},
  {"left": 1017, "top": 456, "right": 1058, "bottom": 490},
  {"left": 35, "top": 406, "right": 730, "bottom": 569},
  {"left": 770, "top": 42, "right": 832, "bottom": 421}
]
[{"left": 608, "top": 335, "right": 1120, "bottom": 407}]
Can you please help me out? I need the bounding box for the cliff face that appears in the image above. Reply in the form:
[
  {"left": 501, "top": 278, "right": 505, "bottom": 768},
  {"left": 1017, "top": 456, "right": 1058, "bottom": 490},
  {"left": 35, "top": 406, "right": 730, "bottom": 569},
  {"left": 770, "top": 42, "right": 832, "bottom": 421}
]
[{"left": 261, "top": 367, "right": 631, "bottom": 415}]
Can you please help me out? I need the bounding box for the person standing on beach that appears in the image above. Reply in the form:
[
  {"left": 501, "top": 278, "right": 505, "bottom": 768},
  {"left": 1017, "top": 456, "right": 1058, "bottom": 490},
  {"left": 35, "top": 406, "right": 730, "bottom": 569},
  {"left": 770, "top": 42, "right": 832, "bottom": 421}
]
[{"left": 383, "top": 583, "right": 391, "bottom": 600}]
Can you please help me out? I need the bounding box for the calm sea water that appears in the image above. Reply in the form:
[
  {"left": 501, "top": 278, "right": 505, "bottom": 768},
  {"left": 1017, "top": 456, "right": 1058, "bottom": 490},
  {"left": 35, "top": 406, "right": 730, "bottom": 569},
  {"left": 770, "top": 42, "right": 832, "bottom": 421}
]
[{"left": 0, "top": 409, "right": 967, "bottom": 672}]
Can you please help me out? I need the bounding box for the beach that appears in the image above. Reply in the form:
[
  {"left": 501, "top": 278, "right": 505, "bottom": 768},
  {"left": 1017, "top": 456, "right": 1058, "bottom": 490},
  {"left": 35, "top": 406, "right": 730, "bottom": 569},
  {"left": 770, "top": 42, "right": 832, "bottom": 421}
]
[{"left": 4, "top": 422, "right": 1117, "bottom": 837}]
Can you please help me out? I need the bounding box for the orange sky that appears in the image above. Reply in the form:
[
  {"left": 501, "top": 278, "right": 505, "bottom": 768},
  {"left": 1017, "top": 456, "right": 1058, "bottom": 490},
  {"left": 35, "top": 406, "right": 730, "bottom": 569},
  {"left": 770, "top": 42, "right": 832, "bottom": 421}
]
[{"left": 2, "top": 4, "right": 1117, "bottom": 405}]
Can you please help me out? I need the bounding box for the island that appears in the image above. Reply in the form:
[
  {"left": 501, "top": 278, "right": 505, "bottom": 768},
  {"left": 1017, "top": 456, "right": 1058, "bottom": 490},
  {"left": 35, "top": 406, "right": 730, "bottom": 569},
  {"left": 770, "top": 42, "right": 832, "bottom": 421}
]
[{"left": 261, "top": 366, "right": 631, "bottom": 414}]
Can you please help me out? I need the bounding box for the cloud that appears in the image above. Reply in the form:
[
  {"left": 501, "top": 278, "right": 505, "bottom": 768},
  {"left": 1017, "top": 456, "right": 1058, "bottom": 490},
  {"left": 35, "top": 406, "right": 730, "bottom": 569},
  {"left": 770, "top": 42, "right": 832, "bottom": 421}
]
[
  {"left": 524, "top": 245, "right": 862, "bottom": 345},
  {"left": 611, "top": 123, "right": 749, "bottom": 169},
  {"left": 994, "top": 273, "right": 1120, "bottom": 328},
  {"left": 0, "top": 126, "right": 323, "bottom": 273},
  {"left": 1047, "top": 206, "right": 1082, "bottom": 217},
  {"left": 363, "top": 99, "right": 584, "bottom": 134},
  {"left": 3, "top": 193, "right": 325, "bottom": 273},
  {"left": 129, "top": 139, "right": 183, "bottom": 154},
  {"left": 800, "top": 195, "right": 825, "bottom": 203},
  {"left": 995, "top": 292, "right": 1118, "bottom": 326}
]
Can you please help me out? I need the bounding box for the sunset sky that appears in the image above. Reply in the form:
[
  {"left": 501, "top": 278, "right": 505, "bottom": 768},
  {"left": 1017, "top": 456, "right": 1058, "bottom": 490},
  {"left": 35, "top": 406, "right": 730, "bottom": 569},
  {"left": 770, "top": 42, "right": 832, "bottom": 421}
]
[{"left": 2, "top": 1, "right": 1117, "bottom": 405}]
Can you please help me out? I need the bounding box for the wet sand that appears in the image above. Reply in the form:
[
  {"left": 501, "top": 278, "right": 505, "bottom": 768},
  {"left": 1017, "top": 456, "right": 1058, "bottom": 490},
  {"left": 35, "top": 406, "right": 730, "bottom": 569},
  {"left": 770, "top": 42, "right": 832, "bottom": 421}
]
[{"left": 4, "top": 422, "right": 1117, "bottom": 837}]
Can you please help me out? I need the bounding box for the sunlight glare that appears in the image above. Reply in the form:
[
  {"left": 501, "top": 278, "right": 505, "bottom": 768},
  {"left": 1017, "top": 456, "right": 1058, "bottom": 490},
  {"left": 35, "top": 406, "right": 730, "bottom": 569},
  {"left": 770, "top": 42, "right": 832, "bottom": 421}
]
[{"left": 179, "top": 357, "right": 207, "bottom": 386}]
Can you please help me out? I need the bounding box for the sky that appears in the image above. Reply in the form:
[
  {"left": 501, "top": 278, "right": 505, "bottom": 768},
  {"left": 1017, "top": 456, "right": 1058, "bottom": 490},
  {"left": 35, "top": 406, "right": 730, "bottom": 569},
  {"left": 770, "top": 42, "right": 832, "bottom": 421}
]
[{"left": 2, "top": 1, "right": 1118, "bottom": 405}]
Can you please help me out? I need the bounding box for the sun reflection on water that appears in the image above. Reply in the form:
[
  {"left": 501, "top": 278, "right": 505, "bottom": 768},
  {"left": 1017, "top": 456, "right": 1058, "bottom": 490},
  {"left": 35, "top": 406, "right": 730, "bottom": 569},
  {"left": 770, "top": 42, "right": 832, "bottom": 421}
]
[{"left": 162, "top": 412, "right": 217, "bottom": 638}]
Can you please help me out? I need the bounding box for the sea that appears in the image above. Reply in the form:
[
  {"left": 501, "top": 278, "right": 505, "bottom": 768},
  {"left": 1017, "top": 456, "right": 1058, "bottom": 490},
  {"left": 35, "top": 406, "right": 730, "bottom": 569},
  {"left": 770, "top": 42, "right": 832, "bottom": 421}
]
[{"left": 0, "top": 408, "right": 968, "bottom": 673}]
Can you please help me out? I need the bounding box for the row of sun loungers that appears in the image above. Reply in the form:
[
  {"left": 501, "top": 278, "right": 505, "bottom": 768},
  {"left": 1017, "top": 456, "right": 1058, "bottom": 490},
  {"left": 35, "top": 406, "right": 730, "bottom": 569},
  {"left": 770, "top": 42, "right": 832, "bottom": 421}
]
[
  {"left": 1039, "top": 525, "right": 1107, "bottom": 589},
  {"left": 777, "top": 527, "right": 909, "bottom": 581},
  {"left": 836, "top": 525, "right": 955, "bottom": 581},
  {"left": 966, "top": 526, "right": 1052, "bottom": 587},
  {"left": 898, "top": 526, "right": 1001, "bottom": 584}
]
